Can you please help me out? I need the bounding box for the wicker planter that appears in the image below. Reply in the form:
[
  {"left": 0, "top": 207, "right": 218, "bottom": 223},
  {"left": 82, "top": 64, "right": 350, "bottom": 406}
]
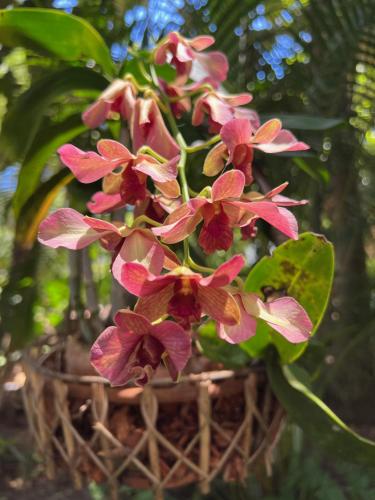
[{"left": 22, "top": 336, "right": 285, "bottom": 499}]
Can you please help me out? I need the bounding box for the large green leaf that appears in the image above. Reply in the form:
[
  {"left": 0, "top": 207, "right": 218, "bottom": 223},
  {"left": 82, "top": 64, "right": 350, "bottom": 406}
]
[
  {"left": 0, "top": 67, "right": 107, "bottom": 163},
  {"left": 241, "top": 233, "right": 334, "bottom": 363},
  {"left": 12, "top": 113, "right": 87, "bottom": 218},
  {"left": 0, "top": 8, "right": 114, "bottom": 75},
  {"left": 266, "top": 349, "right": 375, "bottom": 467}
]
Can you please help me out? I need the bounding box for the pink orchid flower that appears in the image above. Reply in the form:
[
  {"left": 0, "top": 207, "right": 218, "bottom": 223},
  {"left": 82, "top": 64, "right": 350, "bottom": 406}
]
[
  {"left": 82, "top": 79, "right": 137, "bottom": 128},
  {"left": 159, "top": 78, "right": 221, "bottom": 119},
  {"left": 119, "top": 255, "right": 245, "bottom": 328},
  {"left": 134, "top": 193, "right": 182, "bottom": 225},
  {"left": 131, "top": 98, "right": 180, "bottom": 160},
  {"left": 58, "top": 139, "right": 180, "bottom": 212},
  {"left": 37, "top": 208, "right": 180, "bottom": 280},
  {"left": 153, "top": 170, "right": 303, "bottom": 254},
  {"left": 154, "top": 32, "right": 228, "bottom": 84},
  {"left": 218, "top": 292, "right": 312, "bottom": 345},
  {"left": 192, "top": 91, "right": 259, "bottom": 134},
  {"left": 91, "top": 310, "right": 192, "bottom": 386},
  {"left": 204, "top": 118, "right": 310, "bottom": 184},
  {"left": 159, "top": 79, "right": 191, "bottom": 119},
  {"left": 240, "top": 181, "right": 308, "bottom": 239}
]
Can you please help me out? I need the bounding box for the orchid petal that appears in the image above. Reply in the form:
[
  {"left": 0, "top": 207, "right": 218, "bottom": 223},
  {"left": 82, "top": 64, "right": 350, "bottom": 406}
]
[
  {"left": 82, "top": 216, "right": 122, "bottom": 234},
  {"left": 195, "top": 51, "right": 229, "bottom": 83},
  {"left": 134, "top": 284, "right": 174, "bottom": 322},
  {"left": 263, "top": 182, "right": 289, "bottom": 198},
  {"left": 58, "top": 144, "right": 123, "bottom": 183},
  {"left": 38, "top": 208, "right": 107, "bottom": 249},
  {"left": 243, "top": 184, "right": 307, "bottom": 207},
  {"left": 255, "top": 129, "right": 310, "bottom": 153},
  {"left": 253, "top": 119, "right": 282, "bottom": 144},
  {"left": 114, "top": 309, "right": 152, "bottom": 335},
  {"left": 90, "top": 326, "right": 140, "bottom": 386},
  {"left": 218, "top": 295, "right": 257, "bottom": 343},
  {"left": 191, "top": 95, "right": 205, "bottom": 126},
  {"left": 158, "top": 203, "right": 192, "bottom": 224},
  {"left": 265, "top": 297, "right": 312, "bottom": 342},
  {"left": 154, "top": 179, "right": 181, "bottom": 199},
  {"left": 97, "top": 139, "right": 133, "bottom": 160},
  {"left": 198, "top": 286, "right": 241, "bottom": 325},
  {"left": 189, "top": 35, "right": 215, "bottom": 51},
  {"left": 120, "top": 262, "right": 176, "bottom": 297},
  {"left": 243, "top": 294, "right": 312, "bottom": 343},
  {"left": 198, "top": 207, "right": 233, "bottom": 254},
  {"left": 87, "top": 191, "right": 126, "bottom": 214},
  {"left": 121, "top": 83, "right": 137, "bottom": 120},
  {"left": 102, "top": 171, "right": 123, "bottom": 194},
  {"left": 112, "top": 230, "right": 164, "bottom": 282},
  {"left": 232, "top": 201, "right": 299, "bottom": 240},
  {"left": 231, "top": 144, "right": 254, "bottom": 183},
  {"left": 152, "top": 205, "right": 203, "bottom": 244},
  {"left": 205, "top": 95, "right": 234, "bottom": 126},
  {"left": 234, "top": 108, "right": 260, "bottom": 129},
  {"left": 133, "top": 155, "right": 178, "bottom": 183},
  {"left": 154, "top": 43, "right": 169, "bottom": 65},
  {"left": 271, "top": 194, "right": 309, "bottom": 207},
  {"left": 132, "top": 99, "right": 180, "bottom": 160},
  {"left": 100, "top": 79, "right": 128, "bottom": 100},
  {"left": 211, "top": 170, "right": 245, "bottom": 201},
  {"left": 120, "top": 167, "right": 147, "bottom": 205},
  {"left": 203, "top": 142, "right": 228, "bottom": 177},
  {"left": 272, "top": 130, "right": 310, "bottom": 152},
  {"left": 151, "top": 321, "right": 191, "bottom": 377},
  {"left": 220, "top": 119, "right": 253, "bottom": 152},
  {"left": 221, "top": 201, "right": 254, "bottom": 227},
  {"left": 82, "top": 100, "right": 112, "bottom": 128},
  {"left": 176, "top": 40, "right": 194, "bottom": 62},
  {"left": 200, "top": 255, "right": 245, "bottom": 287},
  {"left": 222, "top": 93, "right": 253, "bottom": 107},
  {"left": 243, "top": 183, "right": 289, "bottom": 202},
  {"left": 161, "top": 245, "right": 181, "bottom": 270}
]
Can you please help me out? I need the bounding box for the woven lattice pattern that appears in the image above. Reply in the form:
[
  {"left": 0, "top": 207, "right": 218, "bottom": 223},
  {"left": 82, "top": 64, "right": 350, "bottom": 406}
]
[{"left": 22, "top": 350, "right": 284, "bottom": 500}]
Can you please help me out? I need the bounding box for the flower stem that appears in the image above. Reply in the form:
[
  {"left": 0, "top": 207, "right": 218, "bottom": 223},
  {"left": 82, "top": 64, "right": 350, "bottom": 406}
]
[
  {"left": 132, "top": 215, "right": 163, "bottom": 228},
  {"left": 150, "top": 64, "right": 202, "bottom": 266},
  {"left": 167, "top": 83, "right": 214, "bottom": 102},
  {"left": 185, "top": 135, "right": 221, "bottom": 153},
  {"left": 160, "top": 97, "right": 191, "bottom": 263},
  {"left": 187, "top": 257, "right": 215, "bottom": 274},
  {"left": 137, "top": 60, "right": 152, "bottom": 83},
  {"left": 137, "top": 145, "right": 168, "bottom": 163},
  {"left": 123, "top": 73, "right": 150, "bottom": 92}
]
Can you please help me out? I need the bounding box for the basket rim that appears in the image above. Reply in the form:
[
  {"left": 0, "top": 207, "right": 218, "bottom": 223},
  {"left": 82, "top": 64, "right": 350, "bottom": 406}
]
[{"left": 22, "top": 334, "right": 264, "bottom": 388}]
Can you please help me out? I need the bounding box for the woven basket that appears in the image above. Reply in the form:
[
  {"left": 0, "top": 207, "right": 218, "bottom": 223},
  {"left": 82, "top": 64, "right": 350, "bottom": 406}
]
[{"left": 22, "top": 336, "right": 285, "bottom": 500}]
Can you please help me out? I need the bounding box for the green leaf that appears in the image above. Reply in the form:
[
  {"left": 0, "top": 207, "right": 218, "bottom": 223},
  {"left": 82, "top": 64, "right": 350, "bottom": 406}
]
[
  {"left": 260, "top": 114, "right": 344, "bottom": 130},
  {"left": 12, "top": 113, "right": 87, "bottom": 218},
  {"left": 293, "top": 157, "right": 330, "bottom": 184},
  {"left": 241, "top": 233, "right": 334, "bottom": 363},
  {"left": 120, "top": 57, "right": 150, "bottom": 86},
  {"left": 0, "top": 8, "right": 114, "bottom": 75},
  {"left": 198, "top": 321, "right": 249, "bottom": 368},
  {"left": 266, "top": 349, "right": 375, "bottom": 467},
  {"left": 15, "top": 169, "right": 73, "bottom": 249},
  {"left": 0, "top": 67, "right": 107, "bottom": 163},
  {"left": 154, "top": 63, "right": 177, "bottom": 83}
]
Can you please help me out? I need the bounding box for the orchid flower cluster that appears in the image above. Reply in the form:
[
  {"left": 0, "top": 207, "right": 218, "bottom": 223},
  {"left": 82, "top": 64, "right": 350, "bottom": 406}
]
[{"left": 38, "top": 32, "right": 313, "bottom": 386}]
